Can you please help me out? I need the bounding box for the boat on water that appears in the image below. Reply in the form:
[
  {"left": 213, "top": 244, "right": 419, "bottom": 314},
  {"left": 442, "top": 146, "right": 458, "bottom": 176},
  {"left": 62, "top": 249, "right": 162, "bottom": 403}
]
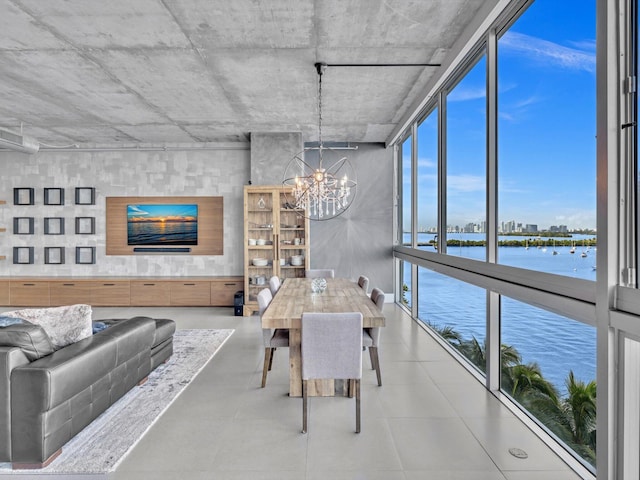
[
  {"left": 552, "top": 239, "right": 558, "bottom": 255},
  {"left": 581, "top": 240, "right": 588, "bottom": 257},
  {"left": 570, "top": 242, "right": 576, "bottom": 254}
]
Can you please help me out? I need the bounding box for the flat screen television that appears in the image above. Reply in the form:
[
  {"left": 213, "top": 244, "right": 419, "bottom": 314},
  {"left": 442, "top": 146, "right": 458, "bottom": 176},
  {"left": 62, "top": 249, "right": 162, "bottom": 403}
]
[{"left": 127, "top": 204, "right": 198, "bottom": 246}]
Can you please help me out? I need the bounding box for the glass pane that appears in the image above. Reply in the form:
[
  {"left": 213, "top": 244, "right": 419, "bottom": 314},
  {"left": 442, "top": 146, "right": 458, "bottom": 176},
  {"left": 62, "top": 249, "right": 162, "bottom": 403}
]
[
  {"left": 402, "top": 135, "right": 413, "bottom": 246},
  {"left": 400, "top": 260, "right": 412, "bottom": 309},
  {"left": 417, "top": 266, "right": 487, "bottom": 373},
  {"left": 623, "top": 335, "right": 640, "bottom": 478},
  {"left": 417, "top": 108, "right": 439, "bottom": 250},
  {"left": 497, "top": 0, "right": 596, "bottom": 273},
  {"left": 501, "top": 296, "right": 596, "bottom": 467},
  {"left": 445, "top": 54, "right": 487, "bottom": 259}
]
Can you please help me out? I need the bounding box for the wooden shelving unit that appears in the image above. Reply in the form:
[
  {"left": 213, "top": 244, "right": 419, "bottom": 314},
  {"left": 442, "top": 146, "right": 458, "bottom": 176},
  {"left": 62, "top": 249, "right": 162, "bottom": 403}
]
[{"left": 243, "top": 186, "right": 309, "bottom": 315}]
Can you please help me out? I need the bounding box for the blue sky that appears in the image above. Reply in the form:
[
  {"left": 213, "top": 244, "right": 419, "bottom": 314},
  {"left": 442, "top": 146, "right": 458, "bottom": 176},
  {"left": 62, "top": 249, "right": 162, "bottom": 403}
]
[
  {"left": 127, "top": 204, "right": 198, "bottom": 222},
  {"left": 409, "top": 0, "right": 597, "bottom": 232}
]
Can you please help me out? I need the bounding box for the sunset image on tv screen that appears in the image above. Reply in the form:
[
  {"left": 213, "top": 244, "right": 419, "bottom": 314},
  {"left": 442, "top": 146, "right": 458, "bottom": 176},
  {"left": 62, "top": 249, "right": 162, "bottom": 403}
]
[{"left": 127, "top": 204, "right": 198, "bottom": 246}]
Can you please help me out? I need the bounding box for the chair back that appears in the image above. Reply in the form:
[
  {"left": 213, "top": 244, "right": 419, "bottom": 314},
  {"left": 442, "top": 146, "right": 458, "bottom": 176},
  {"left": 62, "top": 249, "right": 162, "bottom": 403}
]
[
  {"left": 357, "top": 275, "right": 369, "bottom": 293},
  {"left": 269, "top": 276, "right": 281, "bottom": 296},
  {"left": 370, "top": 287, "right": 385, "bottom": 309},
  {"left": 301, "top": 312, "right": 363, "bottom": 380},
  {"left": 257, "top": 288, "right": 273, "bottom": 316},
  {"left": 305, "top": 269, "right": 335, "bottom": 278}
]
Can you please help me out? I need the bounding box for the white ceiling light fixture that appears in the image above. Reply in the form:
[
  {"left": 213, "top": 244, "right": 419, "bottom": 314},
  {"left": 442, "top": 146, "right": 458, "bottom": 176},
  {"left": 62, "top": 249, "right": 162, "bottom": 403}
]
[
  {"left": 282, "top": 62, "right": 357, "bottom": 221},
  {"left": 0, "top": 127, "right": 40, "bottom": 154}
]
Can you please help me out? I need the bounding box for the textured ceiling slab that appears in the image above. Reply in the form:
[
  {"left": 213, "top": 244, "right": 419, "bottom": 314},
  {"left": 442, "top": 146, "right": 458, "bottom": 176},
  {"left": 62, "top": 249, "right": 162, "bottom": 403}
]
[{"left": 0, "top": 0, "right": 492, "bottom": 145}]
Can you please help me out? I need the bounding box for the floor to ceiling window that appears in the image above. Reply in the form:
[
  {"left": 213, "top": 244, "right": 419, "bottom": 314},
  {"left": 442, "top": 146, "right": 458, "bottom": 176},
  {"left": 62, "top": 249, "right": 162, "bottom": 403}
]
[
  {"left": 501, "top": 296, "right": 596, "bottom": 466},
  {"left": 401, "top": 135, "right": 413, "bottom": 247},
  {"left": 417, "top": 267, "right": 487, "bottom": 374},
  {"left": 497, "top": 0, "right": 596, "bottom": 275},
  {"left": 394, "top": 0, "right": 598, "bottom": 473},
  {"left": 416, "top": 108, "right": 439, "bottom": 251},
  {"left": 445, "top": 54, "right": 487, "bottom": 259}
]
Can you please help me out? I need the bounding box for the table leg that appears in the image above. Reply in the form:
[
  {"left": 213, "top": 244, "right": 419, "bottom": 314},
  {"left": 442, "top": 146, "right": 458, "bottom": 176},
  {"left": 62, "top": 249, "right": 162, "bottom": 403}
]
[{"left": 289, "top": 329, "right": 302, "bottom": 397}]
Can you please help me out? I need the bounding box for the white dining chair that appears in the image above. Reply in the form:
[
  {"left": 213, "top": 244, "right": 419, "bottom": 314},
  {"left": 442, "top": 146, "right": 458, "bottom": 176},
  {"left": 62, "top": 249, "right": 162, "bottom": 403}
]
[
  {"left": 363, "top": 287, "right": 384, "bottom": 386},
  {"left": 305, "top": 269, "right": 335, "bottom": 278},
  {"left": 357, "top": 275, "right": 369, "bottom": 293},
  {"left": 268, "top": 275, "right": 281, "bottom": 296},
  {"left": 257, "top": 288, "right": 289, "bottom": 388},
  {"left": 301, "top": 311, "right": 363, "bottom": 433}
]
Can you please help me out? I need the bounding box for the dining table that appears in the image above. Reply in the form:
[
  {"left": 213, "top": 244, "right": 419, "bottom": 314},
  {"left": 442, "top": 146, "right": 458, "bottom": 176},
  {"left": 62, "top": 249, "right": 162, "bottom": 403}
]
[{"left": 261, "top": 277, "right": 385, "bottom": 397}]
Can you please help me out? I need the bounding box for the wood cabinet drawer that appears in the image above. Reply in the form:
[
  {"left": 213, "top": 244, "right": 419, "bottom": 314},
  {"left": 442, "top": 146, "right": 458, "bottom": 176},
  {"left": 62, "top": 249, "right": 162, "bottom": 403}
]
[
  {"left": 0, "top": 280, "right": 10, "bottom": 306},
  {"left": 210, "top": 280, "right": 243, "bottom": 306},
  {"left": 10, "top": 281, "right": 50, "bottom": 306},
  {"left": 131, "top": 281, "right": 171, "bottom": 306},
  {"left": 170, "top": 281, "right": 210, "bottom": 306},
  {"left": 49, "top": 281, "right": 94, "bottom": 306},
  {"left": 91, "top": 281, "right": 130, "bottom": 306}
]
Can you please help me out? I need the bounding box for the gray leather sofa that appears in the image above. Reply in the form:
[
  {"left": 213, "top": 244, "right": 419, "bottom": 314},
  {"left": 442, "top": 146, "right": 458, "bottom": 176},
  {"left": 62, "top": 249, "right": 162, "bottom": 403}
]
[{"left": 0, "top": 315, "right": 175, "bottom": 469}]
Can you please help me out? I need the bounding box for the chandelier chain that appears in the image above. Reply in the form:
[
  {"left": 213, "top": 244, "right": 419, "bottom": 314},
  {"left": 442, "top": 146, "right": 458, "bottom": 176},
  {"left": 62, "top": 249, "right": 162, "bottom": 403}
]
[
  {"left": 317, "top": 66, "right": 323, "bottom": 151},
  {"left": 281, "top": 62, "right": 357, "bottom": 220}
]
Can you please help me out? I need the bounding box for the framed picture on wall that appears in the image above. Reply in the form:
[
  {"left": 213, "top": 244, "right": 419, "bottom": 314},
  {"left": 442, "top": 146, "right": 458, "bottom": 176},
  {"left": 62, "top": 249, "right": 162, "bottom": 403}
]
[
  {"left": 44, "top": 247, "right": 65, "bottom": 264},
  {"left": 75, "top": 217, "right": 95, "bottom": 234},
  {"left": 75, "top": 246, "right": 96, "bottom": 264},
  {"left": 44, "top": 188, "right": 65, "bottom": 205},
  {"left": 13, "top": 188, "right": 34, "bottom": 206},
  {"left": 13, "top": 247, "right": 34, "bottom": 264},
  {"left": 75, "top": 187, "right": 95, "bottom": 205},
  {"left": 44, "top": 217, "right": 65, "bottom": 235},
  {"left": 13, "top": 217, "right": 35, "bottom": 235}
]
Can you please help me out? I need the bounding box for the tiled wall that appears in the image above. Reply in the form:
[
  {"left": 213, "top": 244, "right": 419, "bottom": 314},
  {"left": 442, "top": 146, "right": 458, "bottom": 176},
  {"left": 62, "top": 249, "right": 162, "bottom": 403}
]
[{"left": 0, "top": 145, "right": 250, "bottom": 276}]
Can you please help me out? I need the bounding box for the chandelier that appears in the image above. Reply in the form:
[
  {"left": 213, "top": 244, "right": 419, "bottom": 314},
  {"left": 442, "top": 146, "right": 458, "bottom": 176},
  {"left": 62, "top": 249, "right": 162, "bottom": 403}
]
[{"left": 282, "top": 62, "right": 357, "bottom": 221}]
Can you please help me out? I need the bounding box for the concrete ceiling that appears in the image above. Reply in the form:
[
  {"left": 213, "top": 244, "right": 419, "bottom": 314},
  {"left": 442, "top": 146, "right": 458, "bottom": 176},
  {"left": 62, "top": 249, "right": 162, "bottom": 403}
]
[{"left": 0, "top": 0, "right": 490, "bottom": 146}]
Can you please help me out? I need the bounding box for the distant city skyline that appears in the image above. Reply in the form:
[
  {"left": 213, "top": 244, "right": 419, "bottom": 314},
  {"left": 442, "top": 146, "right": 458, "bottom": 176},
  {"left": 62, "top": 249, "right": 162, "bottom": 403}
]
[{"left": 415, "top": 219, "right": 596, "bottom": 235}]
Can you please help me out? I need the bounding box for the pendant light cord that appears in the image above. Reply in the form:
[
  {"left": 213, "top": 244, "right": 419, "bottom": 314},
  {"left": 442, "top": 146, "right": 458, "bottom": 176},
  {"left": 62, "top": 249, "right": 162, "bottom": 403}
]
[{"left": 315, "top": 62, "right": 327, "bottom": 161}]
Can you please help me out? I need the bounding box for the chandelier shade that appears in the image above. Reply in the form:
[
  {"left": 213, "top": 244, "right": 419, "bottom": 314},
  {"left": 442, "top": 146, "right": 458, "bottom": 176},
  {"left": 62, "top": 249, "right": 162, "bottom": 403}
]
[
  {"left": 282, "top": 62, "right": 357, "bottom": 221},
  {"left": 282, "top": 146, "right": 357, "bottom": 220}
]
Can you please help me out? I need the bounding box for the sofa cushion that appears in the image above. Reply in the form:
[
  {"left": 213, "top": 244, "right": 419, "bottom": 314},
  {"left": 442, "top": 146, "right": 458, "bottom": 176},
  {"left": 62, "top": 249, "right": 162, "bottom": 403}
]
[
  {"left": 92, "top": 321, "right": 109, "bottom": 334},
  {"left": 0, "top": 321, "right": 55, "bottom": 361},
  {"left": 0, "top": 316, "right": 26, "bottom": 327},
  {"left": 3, "top": 304, "right": 93, "bottom": 350}
]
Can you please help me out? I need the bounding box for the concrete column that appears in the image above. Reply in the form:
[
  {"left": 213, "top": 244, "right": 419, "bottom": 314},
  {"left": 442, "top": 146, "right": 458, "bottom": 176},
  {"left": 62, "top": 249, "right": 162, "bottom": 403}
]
[{"left": 249, "top": 132, "right": 303, "bottom": 185}]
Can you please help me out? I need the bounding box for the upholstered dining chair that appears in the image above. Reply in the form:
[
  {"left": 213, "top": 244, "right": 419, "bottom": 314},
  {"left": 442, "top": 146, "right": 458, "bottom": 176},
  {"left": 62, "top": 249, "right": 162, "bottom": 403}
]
[
  {"left": 257, "top": 288, "right": 289, "bottom": 388},
  {"left": 305, "top": 269, "right": 335, "bottom": 278},
  {"left": 357, "top": 275, "right": 369, "bottom": 293},
  {"left": 363, "top": 287, "right": 384, "bottom": 386},
  {"left": 301, "top": 312, "right": 363, "bottom": 433},
  {"left": 268, "top": 275, "right": 281, "bottom": 296}
]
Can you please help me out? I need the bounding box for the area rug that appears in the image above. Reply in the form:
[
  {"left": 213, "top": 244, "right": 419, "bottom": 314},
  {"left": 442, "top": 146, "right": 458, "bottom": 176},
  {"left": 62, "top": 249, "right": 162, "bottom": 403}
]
[{"left": 0, "top": 328, "right": 234, "bottom": 477}]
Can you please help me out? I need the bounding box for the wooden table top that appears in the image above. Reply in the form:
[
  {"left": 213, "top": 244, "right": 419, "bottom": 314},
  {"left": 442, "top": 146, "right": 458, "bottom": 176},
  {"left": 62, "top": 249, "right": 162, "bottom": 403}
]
[{"left": 261, "top": 277, "right": 385, "bottom": 329}]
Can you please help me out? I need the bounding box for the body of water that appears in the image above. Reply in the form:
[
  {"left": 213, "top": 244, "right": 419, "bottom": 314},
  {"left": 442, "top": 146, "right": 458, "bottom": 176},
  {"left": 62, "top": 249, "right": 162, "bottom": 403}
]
[
  {"left": 128, "top": 221, "right": 198, "bottom": 245},
  {"left": 403, "top": 233, "right": 597, "bottom": 396}
]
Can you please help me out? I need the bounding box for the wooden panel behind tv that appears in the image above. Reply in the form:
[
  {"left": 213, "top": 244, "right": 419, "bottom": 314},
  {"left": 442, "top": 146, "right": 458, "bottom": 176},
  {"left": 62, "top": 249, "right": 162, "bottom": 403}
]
[{"left": 106, "top": 196, "right": 223, "bottom": 255}]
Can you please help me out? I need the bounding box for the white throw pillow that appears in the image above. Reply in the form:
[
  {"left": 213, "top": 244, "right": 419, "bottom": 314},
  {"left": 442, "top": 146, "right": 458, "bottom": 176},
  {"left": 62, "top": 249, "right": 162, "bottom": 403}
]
[{"left": 3, "top": 304, "right": 93, "bottom": 350}]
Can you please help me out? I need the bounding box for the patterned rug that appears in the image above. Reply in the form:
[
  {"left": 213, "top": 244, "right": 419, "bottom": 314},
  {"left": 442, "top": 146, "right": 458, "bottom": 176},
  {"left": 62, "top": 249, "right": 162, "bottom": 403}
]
[{"left": 0, "top": 328, "right": 234, "bottom": 477}]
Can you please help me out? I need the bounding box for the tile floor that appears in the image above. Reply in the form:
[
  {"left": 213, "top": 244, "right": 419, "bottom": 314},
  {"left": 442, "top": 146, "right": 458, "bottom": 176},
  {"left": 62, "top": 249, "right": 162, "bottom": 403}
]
[{"left": 89, "top": 303, "right": 590, "bottom": 480}]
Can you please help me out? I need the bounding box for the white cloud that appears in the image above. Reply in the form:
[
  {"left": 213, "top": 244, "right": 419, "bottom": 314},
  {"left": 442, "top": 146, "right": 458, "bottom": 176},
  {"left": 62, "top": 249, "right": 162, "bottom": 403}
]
[
  {"left": 447, "top": 174, "right": 484, "bottom": 193},
  {"left": 500, "top": 31, "right": 595, "bottom": 73},
  {"left": 448, "top": 86, "right": 486, "bottom": 102},
  {"left": 417, "top": 157, "right": 436, "bottom": 169},
  {"left": 128, "top": 205, "right": 149, "bottom": 215}
]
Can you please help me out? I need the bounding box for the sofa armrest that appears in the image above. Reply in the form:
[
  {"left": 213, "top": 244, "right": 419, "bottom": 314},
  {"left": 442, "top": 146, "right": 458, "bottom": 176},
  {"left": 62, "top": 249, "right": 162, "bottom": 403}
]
[{"left": 0, "top": 347, "right": 30, "bottom": 462}]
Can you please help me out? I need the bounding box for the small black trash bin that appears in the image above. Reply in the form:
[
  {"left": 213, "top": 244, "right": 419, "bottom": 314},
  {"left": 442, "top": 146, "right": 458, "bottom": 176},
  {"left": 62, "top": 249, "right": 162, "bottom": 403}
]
[{"left": 234, "top": 291, "right": 244, "bottom": 316}]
